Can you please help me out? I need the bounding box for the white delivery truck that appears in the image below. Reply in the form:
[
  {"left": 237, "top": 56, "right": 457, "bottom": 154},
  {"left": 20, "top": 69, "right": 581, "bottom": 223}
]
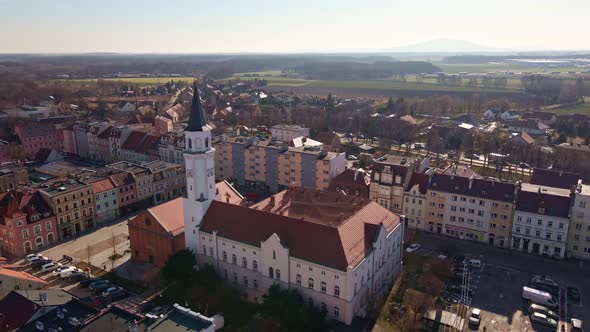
[{"left": 522, "top": 286, "right": 558, "bottom": 308}]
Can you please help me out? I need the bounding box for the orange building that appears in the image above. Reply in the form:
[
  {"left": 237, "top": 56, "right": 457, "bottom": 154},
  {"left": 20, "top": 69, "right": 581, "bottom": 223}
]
[{"left": 128, "top": 198, "right": 185, "bottom": 268}]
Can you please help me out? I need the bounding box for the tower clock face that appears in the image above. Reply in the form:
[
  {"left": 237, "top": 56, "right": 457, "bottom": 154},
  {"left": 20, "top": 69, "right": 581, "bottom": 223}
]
[{"left": 207, "top": 168, "right": 214, "bottom": 177}]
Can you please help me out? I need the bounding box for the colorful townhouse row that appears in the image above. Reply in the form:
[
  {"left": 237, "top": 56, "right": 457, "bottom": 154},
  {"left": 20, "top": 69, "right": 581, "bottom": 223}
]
[
  {"left": 0, "top": 160, "right": 185, "bottom": 258},
  {"left": 331, "top": 155, "right": 589, "bottom": 261}
]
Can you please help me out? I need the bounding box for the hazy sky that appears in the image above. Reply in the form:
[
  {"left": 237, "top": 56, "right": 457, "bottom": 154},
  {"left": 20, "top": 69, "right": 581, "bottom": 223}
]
[{"left": 1, "top": 0, "right": 589, "bottom": 53}]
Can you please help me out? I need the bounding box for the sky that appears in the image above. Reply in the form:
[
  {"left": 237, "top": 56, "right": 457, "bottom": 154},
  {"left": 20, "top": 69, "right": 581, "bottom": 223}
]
[{"left": 1, "top": 0, "right": 589, "bottom": 53}]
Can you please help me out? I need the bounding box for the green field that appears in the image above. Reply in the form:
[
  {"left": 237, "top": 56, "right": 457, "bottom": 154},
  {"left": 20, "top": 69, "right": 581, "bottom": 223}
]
[
  {"left": 437, "top": 63, "right": 585, "bottom": 74},
  {"left": 226, "top": 75, "right": 313, "bottom": 87},
  {"left": 303, "top": 79, "right": 518, "bottom": 93},
  {"left": 547, "top": 98, "right": 590, "bottom": 116},
  {"left": 55, "top": 76, "right": 197, "bottom": 85}
]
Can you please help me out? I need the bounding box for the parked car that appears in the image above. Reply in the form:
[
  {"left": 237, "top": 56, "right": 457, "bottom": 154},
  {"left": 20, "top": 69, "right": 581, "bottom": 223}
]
[
  {"left": 31, "top": 259, "right": 52, "bottom": 269},
  {"left": 567, "top": 286, "right": 581, "bottom": 302},
  {"left": 468, "top": 258, "right": 482, "bottom": 269},
  {"left": 89, "top": 280, "right": 111, "bottom": 290},
  {"left": 406, "top": 243, "right": 421, "bottom": 253},
  {"left": 531, "top": 275, "right": 559, "bottom": 288},
  {"left": 68, "top": 273, "right": 86, "bottom": 282},
  {"left": 52, "top": 266, "right": 75, "bottom": 277},
  {"left": 25, "top": 253, "right": 42, "bottom": 262},
  {"left": 531, "top": 281, "right": 559, "bottom": 297},
  {"left": 468, "top": 308, "right": 481, "bottom": 328},
  {"left": 102, "top": 286, "right": 124, "bottom": 297},
  {"left": 571, "top": 318, "right": 583, "bottom": 332},
  {"left": 80, "top": 278, "right": 102, "bottom": 288},
  {"left": 57, "top": 267, "right": 81, "bottom": 278},
  {"left": 519, "top": 162, "right": 531, "bottom": 169},
  {"left": 93, "top": 283, "right": 114, "bottom": 293},
  {"left": 529, "top": 303, "right": 559, "bottom": 321},
  {"left": 347, "top": 155, "right": 358, "bottom": 160},
  {"left": 146, "top": 305, "right": 171, "bottom": 319},
  {"left": 109, "top": 289, "right": 129, "bottom": 301},
  {"left": 529, "top": 312, "right": 558, "bottom": 329},
  {"left": 41, "top": 262, "right": 62, "bottom": 273},
  {"left": 522, "top": 286, "right": 558, "bottom": 308}
]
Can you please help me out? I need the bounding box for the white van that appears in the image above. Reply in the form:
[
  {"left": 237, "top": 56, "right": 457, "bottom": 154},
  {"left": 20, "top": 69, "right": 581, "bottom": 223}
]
[
  {"left": 468, "top": 258, "right": 482, "bottom": 269},
  {"left": 522, "top": 286, "right": 558, "bottom": 308}
]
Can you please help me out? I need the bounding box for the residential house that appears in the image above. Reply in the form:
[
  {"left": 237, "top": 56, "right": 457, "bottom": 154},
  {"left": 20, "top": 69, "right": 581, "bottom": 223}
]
[
  {"left": 522, "top": 111, "right": 557, "bottom": 126},
  {"left": 158, "top": 132, "right": 185, "bottom": 166},
  {"left": 148, "top": 303, "right": 223, "bottom": 332},
  {"left": 113, "top": 101, "right": 135, "bottom": 112},
  {"left": 327, "top": 168, "right": 370, "bottom": 198},
  {"left": 426, "top": 174, "right": 517, "bottom": 248},
  {"left": 270, "top": 124, "right": 309, "bottom": 142},
  {"left": 568, "top": 182, "right": 590, "bottom": 260},
  {"left": 0, "top": 290, "right": 75, "bottom": 330},
  {"left": 369, "top": 155, "right": 429, "bottom": 214},
  {"left": 120, "top": 131, "right": 160, "bottom": 164},
  {"left": 403, "top": 172, "right": 430, "bottom": 231},
  {"left": 316, "top": 132, "right": 342, "bottom": 152},
  {"left": 511, "top": 183, "right": 572, "bottom": 259},
  {"left": 109, "top": 172, "right": 137, "bottom": 215},
  {"left": 0, "top": 270, "right": 48, "bottom": 301},
  {"left": 18, "top": 298, "right": 99, "bottom": 332},
  {"left": 88, "top": 177, "right": 119, "bottom": 223},
  {"left": 39, "top": 180, "right": 95, "bottom": 239},
  {"left": 15, "top": 124, "right": 61, "bottom": 157},
  {"left": 0, "top": 191, "right": 58, "bottom": 257},
  {"left": 0, "top": 163, "right": 28, "bottom": 192},
  {"left": 108, "top": 162, "right": 154, "bottom": 209},
  {"left": 507, "top": 119, "right": 549, "bottom": 136},
  {"left": 500, "top": 110, "right": 519, "bottom": 121},
  {"left": 553, "top": 143, "right": 590, "bottom": 181},
  {"left": 143, "top": 160, "right": 185, "bottom": 204}
]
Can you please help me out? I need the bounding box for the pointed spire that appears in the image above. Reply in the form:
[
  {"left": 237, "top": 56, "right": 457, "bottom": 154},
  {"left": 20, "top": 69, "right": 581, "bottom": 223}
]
[{"left": 186, "top": 80, "right": 208, "bottom": 132}]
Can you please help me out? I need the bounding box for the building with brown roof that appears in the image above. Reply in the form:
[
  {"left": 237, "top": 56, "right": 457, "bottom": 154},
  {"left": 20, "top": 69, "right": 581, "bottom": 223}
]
[
  {"left": 369, "top": 155, "right": 429, "bottom": 214},
  {"left": 511, "top": 183, "right": 572, "bottom": 259},
  {"left": 15, "top": 124, "right": 60, "bottom": 157},
  {"left": 192, "top": 188, "right": 403, "bottom": 325},
  {"left": 315, "top": 132, "right": 342, "bottom": 152},
  {"left": 328, "top": 168, "right": 370, "bottom": 198},
  {"left": 530, "top": 168, "right": 581, "bottom": 190},
  {"left": 403, "top": 172, "right": 430, "bottom": 231},
  {"left": 0, "top": 268, "right": 48, "bottom": 300},
  {"left": 426, "top": 174, "right": 517, "bottom": 248},
  {"left": 0, "top": 190, "right": 58, "bottom": 257}
]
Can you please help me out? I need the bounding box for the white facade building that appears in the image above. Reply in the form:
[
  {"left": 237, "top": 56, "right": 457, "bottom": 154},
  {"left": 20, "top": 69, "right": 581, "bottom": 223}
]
[
  {"left": 511, "top": 184, "right": 572, "bottom": 259},
  {"left": 270, "top": 124, "right": 309, "bottom": 142},
  {"left": 567, "top": 183, "right": 590, "bottom": 260}
]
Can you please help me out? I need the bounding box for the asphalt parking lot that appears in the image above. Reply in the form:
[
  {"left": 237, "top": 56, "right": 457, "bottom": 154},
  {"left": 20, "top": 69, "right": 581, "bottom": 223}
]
[{"left": 412, "top": 231, "right": 589, "bottom": 332}]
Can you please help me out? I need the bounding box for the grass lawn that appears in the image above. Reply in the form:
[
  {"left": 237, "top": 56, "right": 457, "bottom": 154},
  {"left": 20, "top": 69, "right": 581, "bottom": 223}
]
[
  {"left": 548, "top": 99, "right": 590, "bottom": 116},
  {"left": 436, "top": 63, "right": 585, "bottom": 74},
  {"left": 304, "top": 79, "right": 519, "bottom": 93},
  {"left": 226, "top": 75, "right": 314, "bottom": 87}
]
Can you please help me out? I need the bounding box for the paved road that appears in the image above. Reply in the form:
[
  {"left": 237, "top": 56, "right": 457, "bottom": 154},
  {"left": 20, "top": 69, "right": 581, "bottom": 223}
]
[{"left": 415, "top": 231, "right": 589, "bottom": 327}]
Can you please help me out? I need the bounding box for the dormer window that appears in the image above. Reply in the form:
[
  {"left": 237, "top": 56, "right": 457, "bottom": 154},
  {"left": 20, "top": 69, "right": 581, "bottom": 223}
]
[{"left": 538, "top": 207, "right": 545, "bottom": 214}]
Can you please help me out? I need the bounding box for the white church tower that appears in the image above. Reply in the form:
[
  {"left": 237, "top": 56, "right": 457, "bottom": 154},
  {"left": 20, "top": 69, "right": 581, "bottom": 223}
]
[{"left": 183, "top": 81, "right": 216, "bottom": 253}]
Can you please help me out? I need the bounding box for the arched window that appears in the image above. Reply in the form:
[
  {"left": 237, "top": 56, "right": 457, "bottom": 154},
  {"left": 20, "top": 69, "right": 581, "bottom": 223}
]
[
  {"left": 296, "top": 274, "right": 302, "bottom": 285},
  {"left": 232, "top": 254, "right": 237, "bottom": 264},
  {"left": 276, "top": 269, "right": 281, "bottom": 280},
  {"left": 252, "top": 260, "right": 258, "bottom": 271},
  {"left": 321, "top": 281, "right": 326, "bottom": 293},
  {"left": 47, "top": 233, "right": 55, "bottom": 243},
  {"left": 268, "top": 267, "right": 274, "bottom": 278},
  {"left": 35, "top": 237, "right": 43, "bottom": 248},
  {"left": 308, "top": 277, "right": 314, "bottom": 289},
  {"left": 334, "top": 286, "right": 340, "bottom": 297},
  {"left": 334, "top": 306, "right": 340, "bottom": 318},
  {"left": 242, "top": 257, "right": 247, "bottom": 268}
]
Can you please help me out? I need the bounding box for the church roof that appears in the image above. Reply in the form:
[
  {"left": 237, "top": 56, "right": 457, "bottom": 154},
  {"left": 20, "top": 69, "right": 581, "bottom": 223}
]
[{"left": 186, "top": 82, "right": 208, "bottom": 132}]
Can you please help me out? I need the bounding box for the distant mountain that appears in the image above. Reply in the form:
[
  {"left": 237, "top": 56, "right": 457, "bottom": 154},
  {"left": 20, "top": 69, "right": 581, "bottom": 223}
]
[{"left": 385, "top": 39, "right": 497, "bottom": 53}]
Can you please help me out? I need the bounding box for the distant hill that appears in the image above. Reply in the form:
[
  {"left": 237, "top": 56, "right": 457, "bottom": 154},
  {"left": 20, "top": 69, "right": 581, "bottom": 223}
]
[{"left": 385, "top": 39, "right": 496, "bottom": 53}]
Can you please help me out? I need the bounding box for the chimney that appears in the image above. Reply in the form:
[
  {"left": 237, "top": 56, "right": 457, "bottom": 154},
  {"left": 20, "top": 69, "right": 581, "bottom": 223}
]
[
  {"left": 469, "top": 175, "right": 474, "bottom": 190},
  {"left": 354, "top": 169, "right": 359, "bottom": 182},
  {"left": 225, "top": 192, "right": 231, "bottom": 204},
  {"left": 269, "top": 195, "right": 276, "bottom": 207},
  {"left": 538, "top": 186, "right": 542, "bottom": 193}
]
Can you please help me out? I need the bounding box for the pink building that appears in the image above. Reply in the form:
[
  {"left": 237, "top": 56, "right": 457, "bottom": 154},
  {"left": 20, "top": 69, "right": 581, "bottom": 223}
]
[
  {"left": 109, "top": 172, "right": 137, "bottom": 215},
  {"left": 0, "top": 190, "right": 58, "bottom": 257},
  {"left": 15, "top": 124, "right": 60, "bottom": 157}
]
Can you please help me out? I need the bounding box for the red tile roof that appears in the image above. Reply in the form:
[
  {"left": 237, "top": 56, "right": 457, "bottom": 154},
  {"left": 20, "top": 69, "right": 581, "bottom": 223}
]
[
  {"left": 328, "top": 168, "right": 370, "bottom": 198},
  {"left": 109, "top": 172, "right": 135, "bottom": 187},
  {"left": 519, "top": 131, "right": 535, "bottom": 145},
  {"left": 215, "top": 180, "right": 245, "bottom": 205},
  {"left": 315, "top": 132, "right": 339, "bottom": 145},
  {"left": 91, "top": 178, "right": 115, "bottom": 193},
  {"left": 121, "top": 131, "right": 146, "bottom": 150},
  {"left": 0, "top": 267, "right": 48, "bottom": 284},
  {"left": 405, "top": 172, "right": 430, "bottom": 195},
  {"left": 0, "top": 191, "right": 53, "bottom": 224},
  {"left": 146, "top": 198, "right": 185, "bottom": 236},
  {"left": 202, "top": 188, "right": 400, "bottom": 270}
]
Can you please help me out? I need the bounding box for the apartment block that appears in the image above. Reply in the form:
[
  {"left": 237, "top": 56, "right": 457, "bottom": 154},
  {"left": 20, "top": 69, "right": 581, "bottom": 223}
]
[
  {"left": 568, "top": 183, "right": 590, "bottom": 260},
  {"left": 143, "top": 160, "right": 186, "bottom": 204},
  {"left": 39, "top": 180, "right": 96, "bottom": 239},
  {"left": 403, "top": 172, "right": 430, "bottom": 231},
  {"left": 426, "top": 174, "right": 517, "bottom": 248},
  {"left": 270, "top": 124, "right": 309, "bottom": 142},
  {"left": 213, "top": 136, "right": 345, "bottom": 193}
]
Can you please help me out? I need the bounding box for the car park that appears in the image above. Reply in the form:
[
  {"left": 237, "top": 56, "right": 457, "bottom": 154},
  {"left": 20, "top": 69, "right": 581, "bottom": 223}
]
[
  {"left": 406, "top": 243, "right": 421, "bottom": 253},
  {"left": 529, "top": 312, "right": 558, "bottom": 329},
  {"left": 469, "top": 308, "right": 481, "bottom": 329},
  {"left": 41, "top": 262, "right": 62, "bottom": 272},
  {"left": 102, "top": 286, "right": 124, "bottom": 297}
]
